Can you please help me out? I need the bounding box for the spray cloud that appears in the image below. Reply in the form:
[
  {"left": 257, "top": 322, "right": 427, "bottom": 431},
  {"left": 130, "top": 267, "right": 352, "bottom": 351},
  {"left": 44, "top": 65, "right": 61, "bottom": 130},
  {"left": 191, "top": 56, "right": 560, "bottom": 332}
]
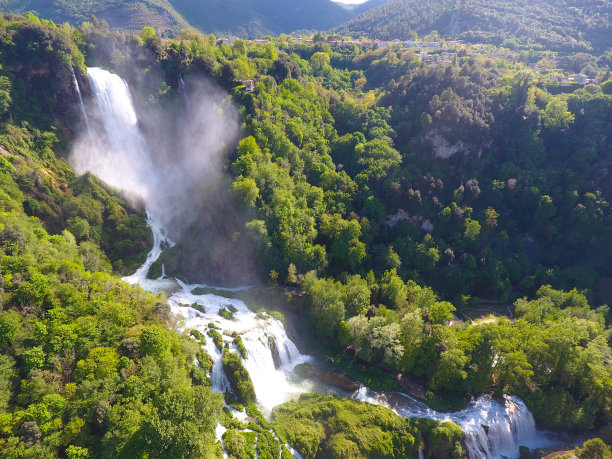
[{"left": 70, "top": 67, "right": 239, "bottom": 241}]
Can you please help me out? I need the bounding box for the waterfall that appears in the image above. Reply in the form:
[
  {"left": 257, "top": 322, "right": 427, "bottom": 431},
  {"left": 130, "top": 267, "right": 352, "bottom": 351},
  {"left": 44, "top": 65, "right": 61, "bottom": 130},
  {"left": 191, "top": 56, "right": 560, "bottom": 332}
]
[
  {"left": 79, "top": 67, "right": 156, "bottom": 203},
  {"left": 165, "top": 279, "right": 312, "bottom": 412},
  {"left": 74, "top": 66, "right": 556, "bottom": 459},
  {"left": 71, "top": 68, "right": 91, "bottom": 134},
  {"left": 179, "top": 73, "right": 191, "bottom": 112},
  {"left": 354, "top": 387, "right": 547, "bottom": 458}
]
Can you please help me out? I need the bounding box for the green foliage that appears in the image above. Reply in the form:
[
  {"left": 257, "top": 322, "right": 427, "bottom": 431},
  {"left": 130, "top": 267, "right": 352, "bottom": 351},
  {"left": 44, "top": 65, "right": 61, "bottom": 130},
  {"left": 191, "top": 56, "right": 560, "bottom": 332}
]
[
  {"left": 207, "top": 328, "right": 224, "bottom": 350},
  {"left": 0, "top": 208, "right": 223, "bottom": 458},
  {"left": 576, "top": 438, "right": 612, "bottom": 459},
  {"left": 272, "top": 394, "right": 421, "bottom": 459},
  {"left": 222, "top": 348, "right": 255, "bottom": 405},
  {"left": 1, "top": 13, "right": 612, "bottom": 457},
  {"left": 542, "top": 98, "right": 575, "bottom": 129},
  {"left": 223, "top": 429, "right": 256, "bottom": 458},
  {"left": 233, "top": 335, "right": 247, "bottom": 359},
  {"left": 412, "top": 418, "right": 465, "bottom": 459},
  {"left": 335, "top": 0, "right": 611, "bottom": 52}
]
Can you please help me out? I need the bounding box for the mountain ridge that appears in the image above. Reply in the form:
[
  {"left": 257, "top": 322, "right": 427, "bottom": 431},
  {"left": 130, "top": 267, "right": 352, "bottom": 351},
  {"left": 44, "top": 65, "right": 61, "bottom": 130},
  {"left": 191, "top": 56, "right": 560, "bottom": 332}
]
[
  {"left": 334, "top": 0, "right": 612, "bottom": 52},
  {"left": 0, "top": 0, "right": 390, "bottom": 37}
]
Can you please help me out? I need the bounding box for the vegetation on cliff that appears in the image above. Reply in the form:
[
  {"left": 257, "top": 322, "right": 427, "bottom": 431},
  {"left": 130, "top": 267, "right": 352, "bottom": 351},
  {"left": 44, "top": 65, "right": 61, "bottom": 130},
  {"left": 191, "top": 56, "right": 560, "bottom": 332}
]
[
  {"left": 272, "top": 394, "right": 466, "bottom": 459},
  {"left": 0, "top": 9, "right": 611, "bottom": 458}
]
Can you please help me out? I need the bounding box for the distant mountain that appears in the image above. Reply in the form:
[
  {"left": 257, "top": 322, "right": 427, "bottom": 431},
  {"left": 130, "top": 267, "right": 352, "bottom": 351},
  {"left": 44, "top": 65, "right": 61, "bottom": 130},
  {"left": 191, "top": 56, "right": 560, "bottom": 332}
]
[
  {"left": 170, "top": 0, "right": 353, "bottom": 37},
  {"left": 334, "top": 0, "right": 612, "bottom": 52},
  {"left": 0, "top": 0, "right": 189, "bottom": 35},
  {"left": 0, "top": 0, "right": 391, "bottom": 37}
]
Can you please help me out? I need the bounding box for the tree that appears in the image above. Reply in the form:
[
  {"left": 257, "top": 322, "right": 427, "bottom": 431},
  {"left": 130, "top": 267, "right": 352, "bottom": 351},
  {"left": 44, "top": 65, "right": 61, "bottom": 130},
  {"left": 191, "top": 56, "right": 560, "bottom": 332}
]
[
  {"left": 345, "top": 275, "right": 371, "bottom": 316},
  {"left": 464, "top": 218, "right": 481, "bottom": 242},
  {"left": 221, "top": 62, "right": 235, "bottom": 84},
  {"left": 310, "top": 52, "right": 330, "bottom": 73},
  {"left": 576, "top": 438, "right": 612, "bottom": 459},
  {"left": 191, "top": 55, "right": 215, "bottom": 76},
  {"left": 542, "top": 98, "right": 574, "bottom": 130},
  {"left": 303, "top": 272, "right": 346, "bottom": 338},
  {"left": 384, "top": 246, "right": 402, "bottom": 270},
  {"left": 429, "top": 301, "right": 456, "bottom": 325},
  {"left": 368, "top": 319, "right": 404, "bottom": 366},
  {"left": 145, "top": 35, "right": 163, "bottom": 59},
  {"left": 0, "top": 75, "right": 12, "bottom": 117},
  {"left": 233, "top": 178, "right": 259, "bottom": 207},
  {"left": 381, "top": 269, "right": 408, "bottom": 309},
  {"left": 140, "top": 26, "right": 156, "bottom": 41},
  {"left": 142, "top": 386, "right": 223, "bottom": 458},
  {"left": 431, "top": 347, "right": 468, "bottom": 391},
  {"left": 286, "top": 262, "right": 298, "bottom": 285}
]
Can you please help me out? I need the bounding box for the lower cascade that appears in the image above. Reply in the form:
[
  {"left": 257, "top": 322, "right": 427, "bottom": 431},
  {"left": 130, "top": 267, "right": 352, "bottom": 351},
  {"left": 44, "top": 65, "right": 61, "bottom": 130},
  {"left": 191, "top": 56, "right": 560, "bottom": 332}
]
[{"left": 73, "top": 66, "right": 559, "bottom": 459}]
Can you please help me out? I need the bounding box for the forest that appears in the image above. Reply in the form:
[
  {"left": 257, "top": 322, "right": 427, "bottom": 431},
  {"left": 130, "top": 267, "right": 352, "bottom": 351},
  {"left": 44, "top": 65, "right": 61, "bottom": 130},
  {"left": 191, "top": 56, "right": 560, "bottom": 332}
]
[
  {"left": 0, "top": 0, "right": 371, "bottom": 38},
  {"left": 335, "top": 0, "right": 612, "bottom": 53},
  {"left": 0, "top": 10, "right": 610, "bottom": 459}
]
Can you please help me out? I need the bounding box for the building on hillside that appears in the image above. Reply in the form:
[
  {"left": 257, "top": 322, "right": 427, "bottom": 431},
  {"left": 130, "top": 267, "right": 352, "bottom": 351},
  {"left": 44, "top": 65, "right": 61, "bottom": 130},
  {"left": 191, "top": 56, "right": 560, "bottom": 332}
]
[
  {"left": 574, "top": 74, "right": 589, "bottom": 84},
  {"left": 217, "top": 36, "right": 237, "bottom": 45},
  {"left": 242, "top": 79, "right": 255, "bottom": 92}
]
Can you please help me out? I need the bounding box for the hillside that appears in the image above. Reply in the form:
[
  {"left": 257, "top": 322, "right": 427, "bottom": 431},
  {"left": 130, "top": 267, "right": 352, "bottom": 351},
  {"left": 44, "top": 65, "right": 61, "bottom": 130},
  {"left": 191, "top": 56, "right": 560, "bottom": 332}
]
[
  {"left": 170, "top": 0, "right": 354, "bottom": 37},
  {"left": 334, "top": 0, "right": 612, "bottom": 52},
  {"left": 0, "top": 0, "right": 189, "bottom": 35},
  {"left": 0, "top": 0, "right": 389, "bottom": 37},
  {"left": 0, "top": 9, "right": 611, "bottom": 458}
]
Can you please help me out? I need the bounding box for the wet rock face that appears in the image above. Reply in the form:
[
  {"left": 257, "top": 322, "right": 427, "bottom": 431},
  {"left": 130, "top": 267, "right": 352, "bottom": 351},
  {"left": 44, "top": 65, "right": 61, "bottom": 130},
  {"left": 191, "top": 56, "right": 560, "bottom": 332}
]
[
  {"left": 294, "top": 362, "right": 359, "bottom": 391},
  {"left": 268, "top": 336, "right": 282, "bottom": 369}
]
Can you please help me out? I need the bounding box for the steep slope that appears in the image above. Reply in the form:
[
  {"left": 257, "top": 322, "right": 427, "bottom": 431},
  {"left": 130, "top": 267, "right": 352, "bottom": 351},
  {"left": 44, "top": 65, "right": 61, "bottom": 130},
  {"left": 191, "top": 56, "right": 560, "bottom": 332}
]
[
  {"left": 334, "top": 0, "right": 612, "bottom": 52},
  {"left": 170, "top": 0, "right": 354, "bottom": 37},
  {"left": 0, "top": 0, "right": 389, "bottom": 37},
  {"left": 0, "top": 0, "right": 189, "bottom": 35}
]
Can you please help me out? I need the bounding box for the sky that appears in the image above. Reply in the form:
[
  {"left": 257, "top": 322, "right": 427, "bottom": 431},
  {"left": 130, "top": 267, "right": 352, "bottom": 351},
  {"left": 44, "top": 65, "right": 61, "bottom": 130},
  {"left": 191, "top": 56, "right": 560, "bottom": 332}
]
[{"left": 332, "top": 0, "right": 369, "bottom": 4}]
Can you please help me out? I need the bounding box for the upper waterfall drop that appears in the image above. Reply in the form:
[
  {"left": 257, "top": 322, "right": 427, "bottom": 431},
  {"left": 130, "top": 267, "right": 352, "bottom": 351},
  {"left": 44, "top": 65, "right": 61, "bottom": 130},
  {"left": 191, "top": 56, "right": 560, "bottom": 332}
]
[{"left": 73, "top": 67, "right": 155, "bottom": 205}]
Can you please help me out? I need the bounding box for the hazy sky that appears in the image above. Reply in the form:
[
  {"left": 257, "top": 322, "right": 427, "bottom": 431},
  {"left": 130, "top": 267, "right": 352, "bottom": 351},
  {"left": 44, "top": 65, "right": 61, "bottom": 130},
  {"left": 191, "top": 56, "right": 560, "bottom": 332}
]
[{"left": 333, "top": 0, "right": 369, "bottom": 4}]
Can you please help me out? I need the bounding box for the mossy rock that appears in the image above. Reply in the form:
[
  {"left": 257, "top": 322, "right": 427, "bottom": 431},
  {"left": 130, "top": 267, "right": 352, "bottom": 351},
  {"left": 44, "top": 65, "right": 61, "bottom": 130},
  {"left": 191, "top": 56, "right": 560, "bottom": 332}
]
[
  {"left": 222, "top": 348, "right": 255, "bottom": 405},
  {"left": 294, "top": 363, "right": 315, "bottom": 378},
  {"left": 272, "top": 394, "right": 420, "bottom": 459},
  {"left": 191, "top": 286, "right": 235, "bottom": 298}
]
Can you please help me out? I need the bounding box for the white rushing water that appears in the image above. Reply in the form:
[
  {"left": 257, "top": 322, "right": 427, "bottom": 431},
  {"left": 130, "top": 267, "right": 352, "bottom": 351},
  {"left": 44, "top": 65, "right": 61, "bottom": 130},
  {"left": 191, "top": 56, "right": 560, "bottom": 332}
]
[
  {"left": 70, "top": 67, "right": 157, "bottom": 205},
  {"left": 353, "top": 387, "right": 553, "bottom": 458},
  {"left": 72, "top": 66, "right": 561, "bottom": 459}
]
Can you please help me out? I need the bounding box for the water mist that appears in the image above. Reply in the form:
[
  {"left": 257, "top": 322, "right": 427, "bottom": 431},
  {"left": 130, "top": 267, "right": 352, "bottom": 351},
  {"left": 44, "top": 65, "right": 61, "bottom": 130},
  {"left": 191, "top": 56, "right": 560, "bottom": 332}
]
[
  {"left": 69, "top": 67, "right": 563, "bottom": 459},
  {"left": 70, "top": 67, "right": 238, "bottom": 240}
]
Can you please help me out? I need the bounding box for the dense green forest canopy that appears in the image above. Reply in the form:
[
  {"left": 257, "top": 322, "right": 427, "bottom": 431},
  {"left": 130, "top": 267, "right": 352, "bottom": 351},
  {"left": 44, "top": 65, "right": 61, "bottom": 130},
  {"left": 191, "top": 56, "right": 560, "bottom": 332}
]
[
  {"left": 139, "top": 21, "right": 611, "bottom": 431},
  {"left": 335, "top": 0, "right": 612, "bottom": 52},
  {"left": 0, "top": 9, "right": 611, "bottom": 458},
  {"left": 0, "top": 13, "right": 228, "bottom": 458}
]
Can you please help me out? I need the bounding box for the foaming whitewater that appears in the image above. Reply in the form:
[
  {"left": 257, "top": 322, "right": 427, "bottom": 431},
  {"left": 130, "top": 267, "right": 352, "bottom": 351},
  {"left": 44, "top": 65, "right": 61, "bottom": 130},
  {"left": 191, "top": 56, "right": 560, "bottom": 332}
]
[
  {"left": 125, "top": 225, "right": 313, "bottom": 412},
  {"left": 354, "top": 387, "right": 552, "bottom": 458},
  {"left": 72, "top": 67, "right": 156, "bottom": 203},
  {"left": 74, "top": 66, "right": 561, "bottom": 458}
]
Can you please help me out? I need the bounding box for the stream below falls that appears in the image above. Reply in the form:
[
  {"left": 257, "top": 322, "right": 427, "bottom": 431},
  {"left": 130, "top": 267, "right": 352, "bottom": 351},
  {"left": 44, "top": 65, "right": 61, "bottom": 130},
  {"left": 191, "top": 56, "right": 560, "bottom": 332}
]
[{"left": 72, "top": 66, "right": 578, "bottom": 459}]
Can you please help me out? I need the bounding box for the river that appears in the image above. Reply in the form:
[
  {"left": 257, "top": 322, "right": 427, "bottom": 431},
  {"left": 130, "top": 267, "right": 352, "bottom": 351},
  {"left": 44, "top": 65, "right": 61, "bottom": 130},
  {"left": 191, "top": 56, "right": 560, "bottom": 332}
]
[{"left": 71, "top": 66, "right": 572, "bottom": 459}]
